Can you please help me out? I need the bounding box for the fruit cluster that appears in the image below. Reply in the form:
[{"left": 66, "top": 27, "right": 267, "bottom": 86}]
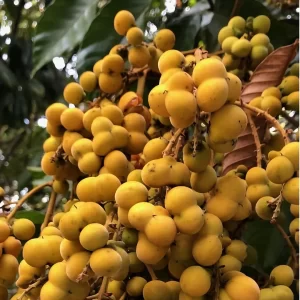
[{"left": 0, "top": 8, "right": 299, "bottom": 300}]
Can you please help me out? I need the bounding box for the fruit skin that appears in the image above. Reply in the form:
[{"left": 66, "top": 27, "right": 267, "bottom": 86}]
[
  {"left": 290, "top": 204, "right": 299, "bottom": 217},
  {"left": 158, "top": 50, "right": 185, "bottom": 74},
  {"left": 279, "top": 75, "right": 299, "bottom": 95},
  {"left": 79, "top": 71, "right": 97, "bottom": 92},
  {"left": 66, "top": 251, "right": 92, "bottom": 282},
  {"left": 45, "top": 103, "right": 67, "bottom": 126},
  {"left": 126, "top": 276, "right": 147, "bottom": 297},
  {"left": 253, "top": 15, "right": 271, "bottom": 34},
  {"left": 180, "top": 266, "right": 211, "bottom": 297},
  {"left": 60, "top": 108, "right": 84, "bottom": 131},
  {"left": 266, "top": 156, "right": 294, "bottom": 184},
  {"left": 114, "top": 10, "right": 135, "bottom": 36},
  {"left": 270, "top": 265, "right": 294, "bottom": 287},
  {"left": 126, "top": 27, "right": 144, "bottom": 46},
  {"left": 0, "top": 221, "right": 10, "bottom": 243},
  {"left": 282, "top": 177, "right": 299, "bottom": 205},
  {"left": 218, "top": 26, "right": 234, "bottom": 44},
  {"left": 143, "top": 280, "right": 172, "bottom": 300},
  {"left": 271, "top": 285, "right": 294, "bottom": 300},
  {"left": 190, "top": 166, "right": 217, "bottom": 193},
  {"left": 0, "top": 254, "right": 19, "bottom": 286},
  {"left": 280, "top": 142, "right": 299, "bottom": 171},
  {"left": 128, "top": 46, "right": 150, "bottom": 68},
  {"left": 154, "top": 29, "right": 175, "bottom": 52},
  {"left": 99, "top": 73, "right": 123, "bottom": 94},
  {"left": 63, "top": 82, "right": 84, "bottom": 105},
  {"left": 255, "top": 196, "right": 274, "bottom": 220},
  {"left": 12, "top": 219, "right": 35, "bottom": 241},
  {"left": 225, "top": 240, "right": 247, "bottom": 262},
  {"left": 231, "top": 39, "right": 252, "bottom": 58}
]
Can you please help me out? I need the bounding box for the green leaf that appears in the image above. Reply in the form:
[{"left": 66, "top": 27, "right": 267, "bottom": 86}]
[
  {"left": 15, "top": 210, "right": 45, "bottom": 224},
  {"left": 0, "top": 60, "right": 18, "bottom": 89},
  {"left": 4, "top": 0, "right": 18, "bottom": 20},
  {"left": 76, "top": 0, "right": 152, "bottom": 74},
  {"left": 32, "top": 175, "right": 53, "bottom": 187},
  {"left": 32, "top": 0, "right": 99, "bottom": 76}
]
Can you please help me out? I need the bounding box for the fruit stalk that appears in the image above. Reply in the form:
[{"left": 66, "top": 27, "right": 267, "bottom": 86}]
[
  {"left": 245, "top": 110, "right": 262, "bottom": 167},
  {"left": 136, "top": 68, "right": 149, "bottom": 97},
  {"left": 163, "top": 128, "right": 184, "bottom": 157},
  {"left": 41, "top": 190, "right": 57, "bottom": 231},
  {"left": 6, "top": 181, "right": 52, "bottom": 222},
  {"left": 145, "top": 264, "right": 158, "bottom": 280}
]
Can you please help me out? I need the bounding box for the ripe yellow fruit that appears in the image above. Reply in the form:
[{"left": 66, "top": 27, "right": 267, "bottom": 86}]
[
  {"left": 102, "top": 54, "right": 125, "bottom": 74},
  {"left": 128, "top": 202, "right": 156, "bottom": 230},
  {"left": 209, "top": 104, "right": 248, "bottom": 143},
  {"left": 62, "top": 131, "right": 83, "bottom": 156},
  {"left": 45, "top": 103, "right": 67, "bottom": 126},
  {"left": 282, "top": 177, "right": 299, "bottom": 205},
  {"left": 224, "top": 275, "right": 260, "bottom": 300},
  {"left": 180, "top": 266, "right": 211, "bottom": 297},
  {"left": 255, "top": 196, "right": 274, "bottom": 220},
  {"left": 290, "top": 204, "right": 299, "bottom": 217},
  {"left": 66, "top": 251, "right": 92, "bottom": 282},
  {"left": 101, "top": 105, "right": 124, "bottom": 125},
  {"left": 158, "top": 50, "right": 186, "bottom": 74},
  {"left": 260, "top": 95, "right": 282, "bottom": 117},
  {"left": 262, "top": 86, "right": 281, "bottom": 98},
  {"left": 43, "top": 136, "right": 62, "bottom": 152},
  {"left": 128, "top": 46, "right": 150, "bottom": 68},
  {"left": 270, "top": 265, "right": 294, "bottom": 287},
  {"left": 154, "top": 29, "right": 175, "bottom": 52},
  {"left": 190, "top": 166, "right": 217, "bottom": 193},
  {"left": 253, "top": 15, "right": 271, "bottom": 34},
  {"left": 2, "top": 236, "right": 21, "bottom": 258},
  {"left": 170, "top": 233, "right": 194, "bottom": 261},
  {"left": 231, "top": 39, "right": 252, "bottom": 58},
  {"left": 282, "top": 91, "right": 299, "bottom": 111},
  {"left": 0, "top": 254, "right": 19, "bottom": 286},
  {"left": 232, "top": 197, "right": 252, "bottom": 221},
  {"left": 63, "top": 82, "right": 84, "bottom": 105},
  {"left": 166, "top": 71, "right": 194, "bottom": 92},
  {"left": 83, "top": 107, "right": 102, "bottom": 132},
  {"left": 225, "top": 240, "right": 247, "bottom": 261},
  {"left": 246, "top": 166, "right": 269, "bottom": 184},
  {"left": 79, "top": 71, "right": 97, "bottom": 92},
  {"left": 99, "top": 73, "right": 123, "bottom": 94},
  {"left": 93, "top": 59, "right": 103, "bottom": 77},
  {"left": 126, "top": 27, "right": 144, "bottom": 46},
  {"left": 289, "top": 218, "right": 299, "bottom": 236},
  {"left": 271, "top": 285, "right": 294, "bottom": 300},
  {"left": 226, "top": 72, "right": 242, "bottom": 103},
  {"left": 198, "top": 213, "right": 223, "bottom": 237},
  {"left": 250, "top": 45, "right": 268, "bottom": 67},
  {"left": 60, "top": 239, "right": 84, "bottom": 260},
  {"left": 228, "top": 16, "right": 246, "bottom": 32},
  {"left": 144, "top": 215, "right": 177, "bottom": 247},
  {"left": 59, "top": 211, "right": 86, "bottom": 240},
  {"left": 0, "top": 221, "right": 10, "bottom": 243},
  {"left": 90, "top": 247, "right": 122, "bottom": 277},
  {"left": 143, "top": 137, "right": 168, "bottom": 162},
  {"left": 218, "top": 26, "right": 234, "bottom": 45},
  {"left": 60, "top": 108, "right": 84, "bottom": 131},
  {"left": 114, "top": 10, "right": 135, "bottom": 36},
  {"left": 46, "top": 121, "right": 65, "bottom": 137},
  {"left": 12, "top": 219, "right": 35, "bottom": 241},
  {"left": 266, "top": 156, "right": 294, "bottom": 184},
  {"left": 280, "top": 142, "right": 299, "bottom": 171},
  {"left": 222, "top": 36, "right": 239, "bottom": 54},
  {"left": 126, "top": 276, "right": 147, "bottom": 297},
  {"left": 41, "top": 226, "right": 62, "bottom": 236},
  {"left": 52, "top": 180, "right": 69, "bottom": 194},
  {"left": 222, "top": 53, "right": 241, "bottom": 70},
  {"left": 148, "top": 84, "right": 169, "bottom": 117},
  {"left": 107, "top": 280, "right": 125, "bottom": 299},
  {"left": 143, "top": 280, "right": 172, "bottom": 300},
  {"left": 218, "top": 254, "right": 242, "bottom": 274},
  {"left": 166, "top": 281, "right": 181, "bottom": 300},
  {"left": 79, "top": 223, "right": 108, "bottom": 251},
  {"left": 279, "top": 75, "right": 299, "bottom": 95},
  {"left": 192, "top": 235, "right": 223, "bottom": 266}
]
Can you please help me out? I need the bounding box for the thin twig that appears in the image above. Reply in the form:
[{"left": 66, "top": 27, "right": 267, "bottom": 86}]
[
  {"left": 268, "top": 193, "right": 284, "bottom": 224},
  {"left": 119, "top": 292, "right": 127, "bottom": 300},
  {"left": 230, "top": 0, "right": 241, "bottom": 18},
  {"left": 274, "top": 223, "right": 298, "bottom": 273},
  {"left": 40, "top": 190, "right": 57, "bottom": 231},
  {"left": 136, "top": 68, "right": 149, "bottom": 97},
  {"left": 17, "top": 275, "right": 48, "bottom": 300},
  {"left": 213, "top": 266, "right": 221, "bottom": 300},
  {"left": 76, "top": 261, "right": 91, "bottom": 282},
  {"left": 146, "top": 264, "right": 158, "bottom": 280},
  {"left": 174, "top": 133, "right": 185, "bottom": 160},
  {"left": 245, "top": 110, "right": 262, "bottom": 167},
  {"left": 235, "top": 102, "right": 290, "bottom": 145},
  {"left": 163, "top": 129, "right": 184, "bottom": 157},
  {"left": 6, "top": 181, "right": 52, "bottom": 222}
]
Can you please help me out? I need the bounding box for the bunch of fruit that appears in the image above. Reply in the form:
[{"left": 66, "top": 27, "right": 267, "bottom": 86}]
[{"left": 0, "top": 8, "right": 299, "bottom": 300}]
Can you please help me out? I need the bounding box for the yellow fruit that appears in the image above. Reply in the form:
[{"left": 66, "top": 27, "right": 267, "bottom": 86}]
[
  {"left": 46, "top": 121, "right": 65, "bottom": 137},
  {"left": 107, "top": 280, "right": 126, "bottom": 299},
  {"left": 102, "top": 54, "right": 125, "bottom": 74},
  {"left": 143, "top": 280, "right": 172, "bottom": 300},
  {"left": 59, "top": 211, "right": 86, "bottom": 240},
  {"left": 60, "top": 239, "right": 84, "bottom": 260},
  {"left": 190, "top": 166, "right": 217, "bottom": 193},
  {"left": 279, "top": 75, "right": 299, "bottom": 95},
  {"left": 144, "top": 215, "right": 177, "bottom": 247},
  {"left": 0, "top": 254, "right": 19, "bottom": 286},
  {"left": 166, "top": 71, "right": 194, "bottom": 92},
  {"left": 225, "top": 240, "right": 247, "bottom": 261},
  {"left": 90, "top": 248, "right": 122, "bottom": 276},
  {"left": 101, "top": 105, "right": 124, "bottom": 125},
  {"left": 82, "top": 108, "right": 100, "bottom": 133},
  {"left": 282, "top": 177, "right": 299, "bottom": 205},
  {"left": 222, "top": 36, "right": 239, "bottom": 54},
  {"left": 262, "top": 86, "right": 281, "bottom": 98},
  {"left": 52, "top": 180, "right": 69, "bottom": 194},
  {"left": 266, "top": 156, "right": 294, "bottom": 184},
  {"left": 232, "top": 197, "right": 252, "bottom": 221},
  {"left": 63, "top": 82, "right": 84, "bottom": 105},
  {"left": 93, "top": 59, "right": 103, "bottom": 77},
  {"left": 114, "top": 10, "right": 135, "bottom": 36},
  {"left": 209, "top": 104, "right": 247, "bottom": 143},
  {"left": 126, "top": 27, "right": 144, "bottom": 46},
  {"left": 260, "top": 95, "right": 282, "bottom": 117},
  {"left": 128, "top": 202, "right": 156, "bottom": 230},
  {"left": 227, "top": 72, "right": 242, "bottom": 103},
  {"left": 253, "top": 15, "right": 271, "bottom": 33},
  {"left": 128, "top": 251, "right": 145, "bottom": 273},
  {"left": 192, "top": 235, "right": 223, "bottom": 266},
  {"left": 39, "top": 282, "right": 67, "bottom": 300},
  {"left": 280, "top": 142, "right": 299, "bottom": 171},
  {"left": 148, "top": 84, "right": 169, "bottom": 117},
  {"left": 126, "top": 276, "right": 147, "bottom": 297},
  {"left": 79, "top": 71, "right": 97, "bottom": 92},
  {"left": 250, "top": 45, "right": 268, "bottom": 66},
  {"left": 43, "top": 136, "right": 62, "bottom": 152},
  {"left": 160, "top": 68, "right": 182, "bottom": 84},
  {"left": 60, "top": 108, "right": 84, "bottom": 131},
  {"left": 41, "top": 226, "right": 62, "bottom": 236},
  {"left": 99, "top": 73, "right": 123, "bottom": 94},
  {"left": 255, "top": 196, "right": 274, "bottom": 220},
  {"left": 128, "top": 46, "right": 150, "bottom": 68},
  {"left": 154, "top": 29, "right": 175, "bottom": 52},
  {"left": 192, "top": 58, "right": 227, "bottom": 87},
  {"left": 271, "top": 285, "right": 294, "bottom": 300},
  {"left": 66, "top": 251, "right": 91, "bottom": 282},
  {"left": 222, "top": 53, "right": 241, "bottom": 70},
  {"left": 2, "top": 236, "right": 21, "bottom": 258},
  {"left": 228, "top": 16, "right": 246, "bottom": 32},
  {"left": 166, "top": 281, "right": 181, "bottom": 300},
  {"left": 46, "top": 104, "right": 68, "bottom": 128},
  {"left": 246, "top": 166, "right": 269, "bottom": 184},
  {"left": 218, "top": 26, "right": 234, "bottom": 44},
  {"left": 79, "top": 223, "right": 108, "bottom": 251},
  {"left": 289, "top": 218, "right": 299, "bottom": 236},
  {"left": 249, "top": 96, "right": 262, "bottom": 108},
  {"left": 218, "top": 255, "right": 242, "bottom": 274},
  {"left": 283, "top": 91, "right": 299, "bottom": 111},
  {"left": 270, "top": 265, "right": 294, "bottom": 287},
  {"left": 0, "top": 221, "right": 10, "bottom": 243},
  {"left": 158, "top": 50, "right": 186, "bottom": 74},
  {"left": 231, "top": 39, "right": 252, "bottom": 58},
  {"left": 290, "top": 63, "right": 299, "bottom": 76},
  {"left": 180, "top": 266, "right": 211, "bottom": 297},
  {"left": 290, "top": 204, "right": 299, "bottom": 217},
  {"left": 12, "top": 219, "right": 35, "bottom": 241},
  {"left": 143, "top": 137, "right": 168, "bottom": 163},
  {"left": 225, "top": 275, "right": 260, "bottom": 300}
]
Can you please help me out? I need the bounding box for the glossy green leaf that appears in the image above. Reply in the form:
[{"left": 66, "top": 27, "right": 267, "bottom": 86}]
[
  {"left": 32, "top": 0, "right": 99, "bottom": 76},
  {"left": 15, "top": 210, "right": 45, "bottom": 224},
  {"left": 0, "top": 60, "right": 18, "bottom": 89},
  {"left": 76, "top": 0, "right": 152, "bottom": 74}
]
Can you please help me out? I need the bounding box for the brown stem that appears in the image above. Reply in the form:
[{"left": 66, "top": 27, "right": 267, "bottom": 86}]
[
  {"left": 136, "top": 68, "right": 149, "bottom": 97},
  {"left": 6, "top": 181, "right": 52, "bottom": 222},
  {"left": 274, "top": 223, "right": 298, "bottom": 273},
  {"left": 40, "top": 190, "right": 57, "bottom": 231},
  {"left": 17, "top": 275, "right": 48, "bottom": 300},
  {"left": 76, "top": 261, "right": 91, "bottom": 283},
  {"left": 235, "top": 102, "right": 290, "bottom": 145},
  {"left": 174, "top": 133, "right": 185, "bottom": 160},
  {"left": 163, "top": 128, "right": 184, "bottom": 157},
  {"left": 230, "top": 0, "right": 241, "bottom": 18},
  {"left": 213, "top": 266, "right": 221, "bottom": 300},
  {"left": 245, "top": 110, "right": 262, "bottom": 167},
  {"left": 119, "top": 292, "right": 127, "bottom": 300},
  {"left": 146, "top": 264, "right": 158, "bottom": 280},
  {"left": 269, "top": 193, "right": 283, "bottom": 224},
  {"left": 181, "top": 49, "right": 224, "bottom": 56}
]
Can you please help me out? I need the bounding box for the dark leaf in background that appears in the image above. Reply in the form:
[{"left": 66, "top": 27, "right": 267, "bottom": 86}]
[
  {"left": 4, "top": 0, "right": 18, "bottom": 20},
  {"left": 76, "top": 0, "right": 152, "bottom": 74},
  {"left": 15, "top": 210, "right": 45, "bottom": 224},
  {"left": 0, "top": 59, "right": 18, "bottom": 89},
  {"left": 32, "top": 0, "right": 99, "bottom": 76}
]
